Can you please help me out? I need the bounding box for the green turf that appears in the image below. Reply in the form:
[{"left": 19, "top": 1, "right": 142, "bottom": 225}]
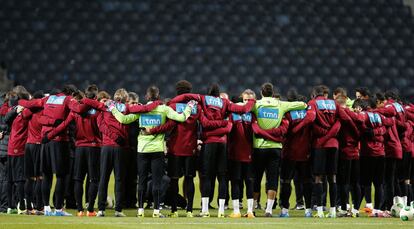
[{"left": 1, "top": 174, "right": 413, "bottom": 228}]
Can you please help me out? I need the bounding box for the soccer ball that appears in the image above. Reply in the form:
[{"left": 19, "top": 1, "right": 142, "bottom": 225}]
[
  {"left": 391, "top": 203, "right": 405, "bottom": 217},
  {"left": 399, "top": 206, "right": 414, "bottom": 221}
]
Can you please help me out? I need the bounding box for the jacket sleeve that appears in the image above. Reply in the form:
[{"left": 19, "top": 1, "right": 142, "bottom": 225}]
[
  {"left": 376, "top": 105, "right": 397, "bottom": 117},
  {"left": 148, "top": 119, "right": 177, "bottom": 135},
  {"left": 291, "top": 109, "right": 316, "bottom": 134},
  {"left": 199, "top": 112, "right": 228, "bottom": 130},
  {"left": 318, "top": 120, "right": 341, "bottom": 145},
  {"left": 111, "top": 108, "right": 140, "bottom": 124},
  {"left": 47, "top": 113, "right": 75, "bottom": 139},
  {"left": 69, "top": 99, "right": 90, "bottom": 114},
  {"left": 129, "top": 101, "right": 161, "bottom": 113},
  {"left": 165, "top": 105, "right": 192, "bottom": 122},
  {"left": 251, "top": 118, "right": 289, "bottom": 142},
  {"left": 282, "top": 101, "right": 307, "bottom": 112},
  {"left": 38, "top": 115, "right": 56, "bottom": 126},
  {"left": 226, "top": 99, "right": 255, "bottom": 114},
  {"left": 204, "top": 121, "right": 233, "bottom": 137},
  {"left": 18, "top": 98, "right": 45, "bottom": 109},
  {"left": 168, "top": 93, "right": 201, "bottom": 104},
  {"left": 21, "top": 108, "right": 33, "bottom": 120},
  {"left": 81, "top": 98, "right": 107, "bottom": 111}
]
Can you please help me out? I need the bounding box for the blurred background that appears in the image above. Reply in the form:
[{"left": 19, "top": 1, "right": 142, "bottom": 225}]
[{"left": 0, "top": 0, "right": 414, "bottom": 99}]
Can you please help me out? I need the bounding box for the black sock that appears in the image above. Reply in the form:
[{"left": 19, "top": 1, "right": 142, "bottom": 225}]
[
  {"left": 185, "top": 177, "right": 195, "bottom": 212},
  {"left": 25, "top": 179, "right": 34, "bottom": 210},
  {"left": 74, "top": 181, "right": 84, "bottom": 212},
  {"left": 42, "top": 174, "right": 52, "bottom": 207},
  {"left": 17, "top": 181, "right": 25, "bottom": 210},
  {"left": 313, "top": 183, "right": 323, "bottom": 207},
  {"left": 303, "top": 183, "right": 312, "bottom": 209},
  {"left": 35, "top": 180, "right": 43, "bottom": 210},
  {"left": 374, "top": 183, "right": 383, "bottom": 210},
  {"left": 87, "top": 181, "right": 99, "bottom": 212},
  {"left": 280, "top": 181, "right": 292, "bottom": 209},
  {"left": 170, "top": 179, "right": 179, "bottom": 212},
  {"left": 55, "top": 177, "right": 65, "bottom": 210},
  {"left": 329, "top": 182, "right": 337, "bottom": 208},
  {"left": 7, "top": 181, "right": 14, "bottom": 209}
]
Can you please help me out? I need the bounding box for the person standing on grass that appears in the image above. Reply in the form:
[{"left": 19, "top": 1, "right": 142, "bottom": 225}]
[
  {"left": 168, "top": 83, "right": 255, "bottom": 218},
  {"left": 110, "top": 86, "right": 196, "bottom": 218},
  {"left": 251, "top": 83, "right": 307, "bottom": 217}
]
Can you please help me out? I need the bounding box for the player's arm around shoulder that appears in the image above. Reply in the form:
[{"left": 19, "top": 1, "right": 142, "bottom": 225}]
[{"left": 111, "top": 107, "right": 139, "bottom": 124}]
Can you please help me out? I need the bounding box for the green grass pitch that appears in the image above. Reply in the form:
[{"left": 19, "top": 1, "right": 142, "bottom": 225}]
[{"left": 0, "top": 174, "right": 413, "bottom": 229}]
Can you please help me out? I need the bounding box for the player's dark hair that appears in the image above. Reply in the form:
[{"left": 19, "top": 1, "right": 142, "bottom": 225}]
[
  {"left": 287, "top": 89, "right": 299, "bottom": 102},
  {"left": 352, "top": 98, "right": 363, "bottom": 109},
  {"left": 62, "top": 84, "right": 78, "bottom": 96},
  {"left": 85, "top": 84, "right": 99, "bottom": 99},
  {"left": 384, "top": 90, "right": 399, "bottom": 101},
  {"left": 367, "top": 98, "right": 377, "bottom": 109},
  {"left": 207, "top": 83, "right": 220, "bottom": 97},
  {"left": 375, "top": 92, "right": 386, "bottom": 102},
  {"left": 73, "top": 90, "right": 85, "bottom": 101},
  {"left": 176, "top": 80, "right": 192, "bottom": 95},
  {"left": 311, "top": 85, "right": 326, "bottom": 98},
  {"left": 334, "top": 87, "right": 347, "bottom": 97},
  {"left": 32, "top": 90, "right": 45, "bottom": 99},
  {"left": 128, "top": 92, "right": 139, "bottom": 102},
  {"left": 355, "top": 87, "right": 371, "bottom": 98},
  {"left": 146, "top": 86, "right": 160, "bottom": 101},
  {"left": 261, "top": 83, "right": 274, "bottom": 97}
]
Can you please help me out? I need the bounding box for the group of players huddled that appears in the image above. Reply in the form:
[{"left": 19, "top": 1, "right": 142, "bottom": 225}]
[{"left": 0, "top": 80, "right": 413, "bottom": 218}]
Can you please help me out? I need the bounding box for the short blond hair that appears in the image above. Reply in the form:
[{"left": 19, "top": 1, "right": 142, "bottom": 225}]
[
  {"left": 242, "top": 89, "right": 256, "bottom": 99},
  {"left": 114, "top": 88, "right": 128, "bottom": 103}
]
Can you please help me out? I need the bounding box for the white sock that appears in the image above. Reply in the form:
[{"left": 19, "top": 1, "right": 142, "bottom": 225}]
[
  {"left": 153, "top": 209, "right": 160, "bottom": 215},
  {"left": 305, "top": 208, "right": 312, "bottom": 214},
  {"left": 330, "top": 207, "right": 336, "bottom": 214},
  {"left": 281, "top": 208, "right": 289, "bottom": 214},
  {"left": 201, "top": 197, "right": 209, "bottom": 213},
  {"left": 266, "top": 199, "right": 275, "bottom": 214},
  {"left": 44, "top": 206, "right": 51, "bottom": 212},
  {"left": 365, "top": 203, "right": 373, "bottom": 209},
  {"left": 351, "top": 208, "right": 359, "bottom": 214},
  {"left": 402, "top": 196, "right": 408, "bottom": 206},
  {"left": 317, "top": 206, "right": 323, "bottom": 213},
  {"left": 138, "top": 208, "right": 144, "bottom": 214},
  {"left": 56, "top": 209, "right": 62, "bottom": 212},
  {"left": 232, "top": 200, "right": 240, "bottom": 214},
  {"left": 219, "top": 199, "right": 225, "bottom": 214},
  {"left": 247, "top": 199, "right": 254, "bottom": 213},
  {"left": 346, "top": 204, "right": 350, "bottom": 210},
  {"left": 373, "top": 209, "right": 379, "bottom": 214}
]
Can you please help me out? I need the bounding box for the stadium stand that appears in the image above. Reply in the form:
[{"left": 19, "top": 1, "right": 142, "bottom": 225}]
[{"left": 0, "top": 0, "right": 413, "bottom": 98}]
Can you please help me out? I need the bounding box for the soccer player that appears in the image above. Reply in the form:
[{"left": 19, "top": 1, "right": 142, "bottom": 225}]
[
  {"left": 335, "top": 95, "right": 361, "bottom": 217},
  {"left": 4, "top": 89, "right": 30, "bottom": 214},
  {"left": 251, "top": 83, "right": 307, "bottom": 217},
  {"left": 225, "top": 89, "right": 256, "bottom": 218},
  {"left": 24, "top": 90, "right": 45, "bottom": 215},
  {"left": 354, "top": 98, "right": 394, "bottom": 217},
  {"left": 276, "top": 91, "right": 315, "bottom": 218},
  {"left": 355, "top": 87, "right": 372, "bottom": 100},
  {"left": 81, "top": 88, "right": 159, "bottom": 217},
  {"left": 168, "top": 83, "right": 255, "bottom": 217},
  {"left": 375, "top": 92, "right": 403, "bottom": 212},
  {"left": 19, "top": 85, "right": 78, "bottom": 216},
  {"left": 308, "top": 85, "right": 353, "bottom": 218},
  {"left": 44, "top": 85, "right": 102, "bottom": 216},
  {"left": 145, "top": 80, "right": 211, "bottom": 217},
  {"left": 333, "top": 88, "right": 353, "bottom": 108},
  {"left": 110, "top": 86, "right": 196, "bottom": 218}
]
